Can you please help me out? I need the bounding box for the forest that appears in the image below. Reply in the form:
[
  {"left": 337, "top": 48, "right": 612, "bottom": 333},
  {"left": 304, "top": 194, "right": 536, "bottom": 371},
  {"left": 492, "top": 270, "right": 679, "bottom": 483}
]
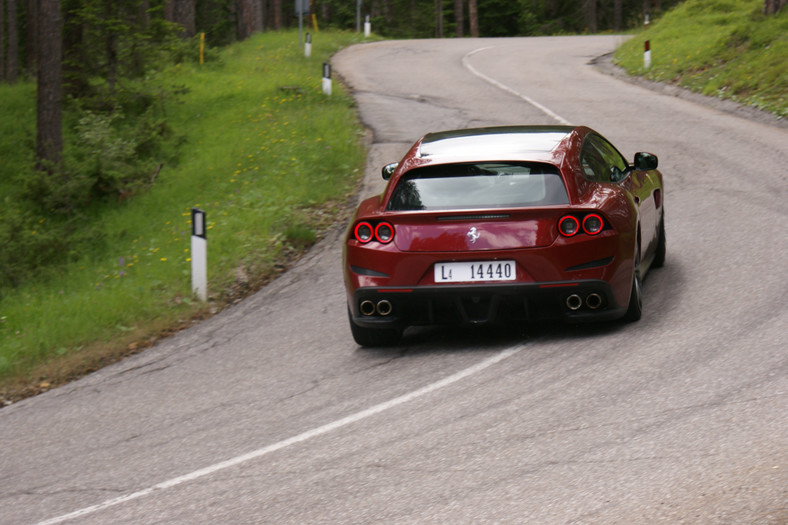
[{"left": 2, "top": 1, "right": 688, "bottom": 91}]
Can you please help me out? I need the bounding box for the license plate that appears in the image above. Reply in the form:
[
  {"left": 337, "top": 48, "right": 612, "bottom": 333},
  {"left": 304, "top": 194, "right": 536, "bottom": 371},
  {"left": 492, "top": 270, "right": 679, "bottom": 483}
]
[{"left": 434, "top": 260, "right": 516, "bottom": 283}]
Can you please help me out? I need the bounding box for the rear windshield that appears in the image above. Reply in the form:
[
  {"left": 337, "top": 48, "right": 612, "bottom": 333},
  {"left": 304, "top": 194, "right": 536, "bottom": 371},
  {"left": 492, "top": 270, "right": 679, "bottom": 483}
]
[{"left": 387, "top": 162, "right": 569, "bottom": 211}]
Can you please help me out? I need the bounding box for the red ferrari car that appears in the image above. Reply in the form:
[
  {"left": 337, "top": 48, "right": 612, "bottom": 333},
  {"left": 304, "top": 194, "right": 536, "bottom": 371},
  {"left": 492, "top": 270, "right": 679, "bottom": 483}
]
[{"left": 343, "top": 126, "right": 665, "bottom": 346}]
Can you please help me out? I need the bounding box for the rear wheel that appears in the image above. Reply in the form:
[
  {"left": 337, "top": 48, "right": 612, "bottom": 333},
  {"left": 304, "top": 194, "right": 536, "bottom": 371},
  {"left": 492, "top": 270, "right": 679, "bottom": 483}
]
[
  {"left": 623, "top": 250, "right": 643, "bottom": 323},
  {"left": 348, "top": 309, "right": 402, "bottom": 346},
  {"left": 652, "top": 212, "right": 666, "bottom": 268}
]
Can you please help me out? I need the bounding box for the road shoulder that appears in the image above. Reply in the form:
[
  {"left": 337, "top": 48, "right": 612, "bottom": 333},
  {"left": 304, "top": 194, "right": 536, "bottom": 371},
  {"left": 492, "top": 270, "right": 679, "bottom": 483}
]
[{"left": 591, "top": 52, "right": 787, "bottom": 130}]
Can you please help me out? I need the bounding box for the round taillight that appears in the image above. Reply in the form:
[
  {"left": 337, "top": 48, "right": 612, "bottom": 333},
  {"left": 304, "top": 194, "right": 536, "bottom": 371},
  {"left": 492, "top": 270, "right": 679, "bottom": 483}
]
[
  {"left": 558, "top": 216, "right": 579, "bottom": 237},
  {"left": 375, "top": 222, "right": 394, "bottom": 243},
  {"left": 582, "top": 214, "right": 604, "bottom": 235},
  {"left": 354, "top": 222, "right": 373, "bottom": 243}
]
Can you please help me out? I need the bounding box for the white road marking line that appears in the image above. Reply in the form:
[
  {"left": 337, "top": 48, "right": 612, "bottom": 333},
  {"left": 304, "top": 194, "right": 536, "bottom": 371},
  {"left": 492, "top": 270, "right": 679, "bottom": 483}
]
[
  {"left": 35, "top": 347, "right": 522, "bottom": 525},
  {"left": 463, "top": 47, "right": 572, "bottom": 126}
]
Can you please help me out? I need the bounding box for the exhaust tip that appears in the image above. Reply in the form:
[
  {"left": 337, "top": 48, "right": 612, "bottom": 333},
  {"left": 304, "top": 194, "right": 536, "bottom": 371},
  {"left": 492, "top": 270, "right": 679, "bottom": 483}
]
[
  {"left": 566, "top": 294, "right": 583, "bottom": 311},
  {"left": 359, "top": 300, "right": 376, "bottom": 316},
  {"left": 377, "top": 299, "right": 393, "bottom": 316},
  {"left": 586, "top": 293, "right": 603, "bottom": 310}
]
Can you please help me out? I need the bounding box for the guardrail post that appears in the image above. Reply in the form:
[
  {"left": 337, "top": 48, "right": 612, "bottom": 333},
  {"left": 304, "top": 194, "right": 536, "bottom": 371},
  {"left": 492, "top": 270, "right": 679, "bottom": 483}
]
[
  {"left": 322, "top": 62, "right": 332, "bottom": 95},
  {"left": 191, "top": 208, "right": 207, "bottom": 302}
]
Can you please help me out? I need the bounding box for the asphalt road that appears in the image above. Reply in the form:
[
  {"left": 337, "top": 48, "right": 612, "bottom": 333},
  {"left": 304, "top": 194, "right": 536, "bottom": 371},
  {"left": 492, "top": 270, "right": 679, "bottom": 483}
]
[{"left": 2, "top": 36, "right": 786, "bottom": 524}]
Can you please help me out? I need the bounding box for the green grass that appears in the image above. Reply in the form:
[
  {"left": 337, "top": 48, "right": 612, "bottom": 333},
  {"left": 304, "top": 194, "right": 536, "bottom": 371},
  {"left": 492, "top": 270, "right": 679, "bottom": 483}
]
[
  {"left": 0, "top": 30, "right": 372, "bottom": 398},
  {"left": 614, "top": 0, "right": 788, "bottom": 118}
]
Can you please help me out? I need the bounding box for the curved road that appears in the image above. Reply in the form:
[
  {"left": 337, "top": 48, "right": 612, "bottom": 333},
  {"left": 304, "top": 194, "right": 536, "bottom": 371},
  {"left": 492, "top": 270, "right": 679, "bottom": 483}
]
[{"left": 2, "top": 36, "right": 786, "bottom": 524}]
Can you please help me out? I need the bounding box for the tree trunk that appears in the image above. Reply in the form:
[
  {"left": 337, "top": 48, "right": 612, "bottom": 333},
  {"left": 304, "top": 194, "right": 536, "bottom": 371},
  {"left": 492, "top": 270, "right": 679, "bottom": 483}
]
[
  {"left": 251, "top": 0, "right": 262, "bottom": 33},
  {"left": 614, "top": 0, "right": 622, "bottom": 31},
  {"left": 105, "top": 1, "right": 116, "bottom": 93},
  {"left": 454, "top": 0, "right": 463, "bottom": 37},
  {"left": 272, "top": 0, "right": 280, "bottom": 29},
  {"left": 434, "top": 0, "right": 442, "bottom": 37},
  {"left": 166, "top": 0, "right": 195, "bottom": 37},
  {"left": 584, "top": 0, "right": 596, "bottom": 33},
  {"left": 235, "top": 0, "right": 247, "bottom": 38},
  {"left": 6, "top": 0, "right": 17, "bottom": 82},
  {"left": 62, "top": 0, "right": 86, "bottom": 97},
  {"left": 25, "top": 0, "right": 36, "bottom": 75},
  {"left": 36, "top": 0, "right": 62, "bottom": 170},
  {"left": 1, "top": 0, "right": 5, "bottom": 83},
  {"left": 409, "top": 0, "right": 415, "bottom": 37},
  {"left": 321, "top": 0, "right": 330, "bottom": 28},
  {"left": 763, "top": 0, "right": 787, "bottom": 14},
  {"left": 139, "top": 0, "right": 150, "bottom": 26},
  {"left": 468, "top": 0, "right": 477, "bottom": 37},
  {"left": 236, "top": 0, "right": 261, "bottom": 38}
]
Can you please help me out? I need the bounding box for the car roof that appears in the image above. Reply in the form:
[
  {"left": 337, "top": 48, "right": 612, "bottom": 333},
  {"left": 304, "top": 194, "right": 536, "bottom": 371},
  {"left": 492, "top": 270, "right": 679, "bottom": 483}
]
[
  {"left": 416, "top": 125, "right": 576, "bottom": 162},
  {"left": 378, "top": 125, "right": 591, "bottom": 208}
]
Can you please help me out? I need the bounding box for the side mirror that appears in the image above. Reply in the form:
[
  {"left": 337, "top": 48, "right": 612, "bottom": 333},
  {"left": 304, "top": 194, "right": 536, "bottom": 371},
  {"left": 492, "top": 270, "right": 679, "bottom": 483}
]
[
  {"left": 634, "top": 152, "right": 658, "bottom": 171},
  {"left": 381, "top": 163, "right": 398, "bottom": 180}
]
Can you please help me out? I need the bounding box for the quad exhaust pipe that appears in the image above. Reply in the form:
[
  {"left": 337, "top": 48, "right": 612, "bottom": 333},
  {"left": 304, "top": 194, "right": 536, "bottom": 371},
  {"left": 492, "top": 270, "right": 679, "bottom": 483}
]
[
  {"left": 360, "top": 300, "right": 376, "bottom": 316},
  {"left": 359, "top": 299, "right": 393, "bottom": 316},
  {"left": 566, "top": 293, "right": 603, "bottom": 311},
  {"left": 376, "top": 299, "right": 393, "bottom": 316},
  {"left": 566, "top": 294, "right": 583, "bottom": 311},
  {"left": 586, "top": 293, "right": 603, "bottom": 310}
]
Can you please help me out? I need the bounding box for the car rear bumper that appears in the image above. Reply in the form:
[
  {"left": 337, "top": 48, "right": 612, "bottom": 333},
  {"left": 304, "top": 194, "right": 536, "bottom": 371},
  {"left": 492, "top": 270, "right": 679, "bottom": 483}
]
[{"left": 350, "top": 280, "right": 628, "bottom": 329}]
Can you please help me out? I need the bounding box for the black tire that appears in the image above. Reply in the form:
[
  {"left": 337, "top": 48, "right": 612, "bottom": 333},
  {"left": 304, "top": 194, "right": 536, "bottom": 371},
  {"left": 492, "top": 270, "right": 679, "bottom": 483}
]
[
  {"left": 652, "top": 212, "right": 666, "bottom": 268},
  {"left": 623, "top": 250, "right": 643, "bottom": 323},
  {"left": 348, "top": 309, "right": 402, "bottom": 346}
]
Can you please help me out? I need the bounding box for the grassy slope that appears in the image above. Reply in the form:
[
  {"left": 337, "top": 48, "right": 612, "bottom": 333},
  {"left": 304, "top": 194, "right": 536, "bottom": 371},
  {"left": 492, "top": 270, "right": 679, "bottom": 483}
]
[
  {"left": 614, "top": 0, "right": 787, "bottom": 119},
  {"left": 0, "top": 30, "right": 370, "bottom": 401}
]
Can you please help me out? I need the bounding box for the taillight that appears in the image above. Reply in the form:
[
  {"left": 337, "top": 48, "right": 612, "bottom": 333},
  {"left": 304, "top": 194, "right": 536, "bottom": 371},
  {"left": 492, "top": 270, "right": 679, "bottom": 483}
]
[
  {"left": 354, "top": 222, "right": 373, "bottom": 243},
  {"left": 559, "top": 213, "right": 606, "bottom": 237},
  {"left": 375, "top": 222, "right": 394, "bottom": 243},
  {"left": 354, "top": 221, "right": 395, "bottom": 244},
  {"left": 582, "top": 214, "right": 604, "bottom": 235},
  {"left": 558, "top": 216, "right": 580, "bottom": 237}
]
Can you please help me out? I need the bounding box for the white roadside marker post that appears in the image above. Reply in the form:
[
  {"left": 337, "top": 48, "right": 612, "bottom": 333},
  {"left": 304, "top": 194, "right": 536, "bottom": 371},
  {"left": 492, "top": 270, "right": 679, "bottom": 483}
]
[
  {"left": 644, "top": 40, "right": 651, "bottom": 69},
  {"left": 322, "top": 62, "right": 332, "bottom": 96},
  {"left": 364, "top": 14, "right": 371, "bottom": 37},
  {"left": 191, "top": 208, "right": 208, "bottom": 302},
  {"left": 305, "top": 32, "right": 312, "bottom": 58}
]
